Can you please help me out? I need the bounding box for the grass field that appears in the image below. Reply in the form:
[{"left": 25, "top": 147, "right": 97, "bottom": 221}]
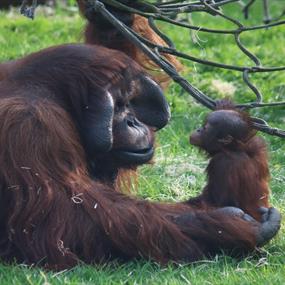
[{"left": 0, "top": 1, "right": 284, "bottom": 284}]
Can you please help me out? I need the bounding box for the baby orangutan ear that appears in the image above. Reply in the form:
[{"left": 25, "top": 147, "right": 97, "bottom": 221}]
[{"left": 218, "top": 135, "right": 233, "bottom": 145}]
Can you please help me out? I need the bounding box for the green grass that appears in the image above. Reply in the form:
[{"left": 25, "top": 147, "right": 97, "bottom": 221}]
[{"left": 0, "top": 2, "right": 285, "bottom": 284}]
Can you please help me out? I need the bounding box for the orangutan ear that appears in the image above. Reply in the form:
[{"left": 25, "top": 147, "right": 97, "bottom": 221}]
[
  {"left": 80, "top": 91, "right": 114, "bottom": 155},
  {"left": 218, "top": 135, "right": 233, "bottom": 145},
  {"left": 131, "top": 76, "right": 171, "bottom": 130}
]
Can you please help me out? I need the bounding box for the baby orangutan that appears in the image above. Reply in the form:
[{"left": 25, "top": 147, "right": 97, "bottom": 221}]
[{"left": 188, "top": 102, "right": 271, "bottom": 222}]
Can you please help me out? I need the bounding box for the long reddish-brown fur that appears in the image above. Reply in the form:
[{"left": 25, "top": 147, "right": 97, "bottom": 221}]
[
  {"left": 0, "top": 44, "right": 277, "bottom": 270},
  {"left": 188, "top": 136, "right": 270, "bottom": 220},
  {"left": 205, "top": 136, "right": 269, "bottom": 220},
  {"left": 77, "top": 0, "right": 182, "bottom": 87}
]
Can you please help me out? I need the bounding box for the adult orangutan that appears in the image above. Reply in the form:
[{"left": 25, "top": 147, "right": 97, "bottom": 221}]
[
  {"left": 0, "top": 44, "right": 281, "bottom": 270},
  {"left": 77, "top": 0, "right": 182, "bottom": 87}
]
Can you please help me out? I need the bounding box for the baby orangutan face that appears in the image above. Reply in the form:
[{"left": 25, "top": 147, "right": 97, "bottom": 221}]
[{"left": 190, "top": 110, "right": 253, "bottom": 154}]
